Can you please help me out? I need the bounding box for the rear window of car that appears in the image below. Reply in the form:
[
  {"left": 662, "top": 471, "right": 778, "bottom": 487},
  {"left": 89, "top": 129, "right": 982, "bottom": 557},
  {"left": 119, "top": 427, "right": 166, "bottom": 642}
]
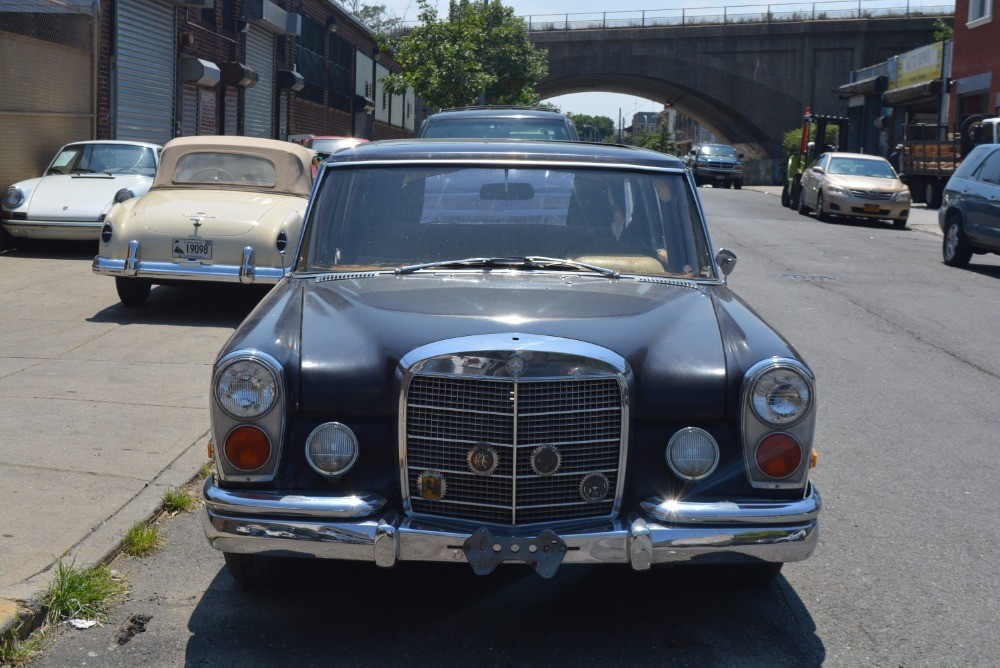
[
  {"left": 421, "top": 118, "right": 572, "bottom": 140},
  {"left": 298, "top": 165, "right": 715, "bottom": 280},
  {"left": 173, "top": 153, "right": 276, "bottom": 186}
]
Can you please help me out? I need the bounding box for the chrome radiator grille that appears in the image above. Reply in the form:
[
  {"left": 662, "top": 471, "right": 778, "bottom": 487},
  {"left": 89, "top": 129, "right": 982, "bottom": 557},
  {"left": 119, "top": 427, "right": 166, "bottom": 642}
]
[
  {"left": 404, "top": 374, "right": 624, "bottom": 526},
  {"left": 849, "top": 189, "right": 893, "bottom": 201}
]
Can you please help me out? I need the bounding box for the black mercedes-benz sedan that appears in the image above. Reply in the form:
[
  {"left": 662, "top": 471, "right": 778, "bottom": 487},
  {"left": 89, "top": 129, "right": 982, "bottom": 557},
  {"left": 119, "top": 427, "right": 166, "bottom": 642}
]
[{"left": 202, "top": 139, "right": 821, "bottom": 586}]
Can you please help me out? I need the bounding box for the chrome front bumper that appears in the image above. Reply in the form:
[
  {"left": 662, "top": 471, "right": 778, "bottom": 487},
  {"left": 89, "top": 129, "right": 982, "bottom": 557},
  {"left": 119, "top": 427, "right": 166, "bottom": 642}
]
[
  {"left": 202, "top": 477, "right": 820, "bottom": 571},
  {"left": 92, "top": 241, "right": 283, "bottom": 285},
  {"left": 2, "top": 219, "right": 102, "bottom": 241}
]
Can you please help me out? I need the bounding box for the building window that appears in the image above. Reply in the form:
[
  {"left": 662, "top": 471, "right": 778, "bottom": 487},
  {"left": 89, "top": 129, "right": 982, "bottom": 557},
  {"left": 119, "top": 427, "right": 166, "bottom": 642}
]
[{"left": 968, "top": 0, "right": 992, "bottom": 25}]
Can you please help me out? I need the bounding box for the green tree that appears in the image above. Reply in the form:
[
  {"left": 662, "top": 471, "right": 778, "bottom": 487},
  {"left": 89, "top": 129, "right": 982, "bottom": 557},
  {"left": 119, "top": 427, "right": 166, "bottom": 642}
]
[
  {"left": 341, "top": 1, "right": 403, "bottom": 36},
  {"left": 933, "top": 18, "right": 953, "bottom": 42},
  {"left": 782, "top": 125, "right": 839, "bottom": 156},
  {"left": 382, "top": 0, "right": 548, "bottom": 109},
  {"left": 567, "top": 113, "right": 615, "bottom": 141},
  {"left": 634, "top": 123, "right": 678, "bottom": 155}
]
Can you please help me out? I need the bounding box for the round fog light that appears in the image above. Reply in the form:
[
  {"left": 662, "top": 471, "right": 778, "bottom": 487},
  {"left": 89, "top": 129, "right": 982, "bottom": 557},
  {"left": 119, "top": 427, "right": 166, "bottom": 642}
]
[
  {"left": 224, "top": 425, "right": 271, "bottom": 471},
  {"left": 666, "top": 427, "right": 719, "bottom": 480},
  {"left": 755, "top": 433, "right": 802, "bottom": 479},
  {"left": 306, "top": 422, "right": 359, "bottom": 477}
]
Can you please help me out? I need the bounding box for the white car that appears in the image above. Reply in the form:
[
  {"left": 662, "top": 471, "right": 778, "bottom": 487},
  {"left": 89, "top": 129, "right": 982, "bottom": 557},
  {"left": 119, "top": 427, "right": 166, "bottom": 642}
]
[
  {"left": 92, "top": 136, "right": 314, "bottom": 307},
  {"left": 1, "top": 141, "right": 162, "bottom": 248}
]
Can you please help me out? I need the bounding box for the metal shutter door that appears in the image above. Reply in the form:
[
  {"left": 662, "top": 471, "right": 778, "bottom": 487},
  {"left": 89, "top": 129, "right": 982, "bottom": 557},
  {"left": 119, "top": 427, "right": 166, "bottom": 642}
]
[
  {"left": 224, "top": 89, "right": 238, "bottom": 135},
  {"left": 181, "top": 85, "right": 198, "bottom": 136},
  {"left": 116, "top": 0, "right": 175, "bottom": 144},
  {"left": 244, "top": 27, "right": 274, "bottom": 138}
]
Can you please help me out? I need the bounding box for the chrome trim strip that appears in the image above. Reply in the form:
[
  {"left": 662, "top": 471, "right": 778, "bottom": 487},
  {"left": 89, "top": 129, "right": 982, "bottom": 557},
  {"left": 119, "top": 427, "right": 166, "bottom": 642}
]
[
  {"left": 239, "top": 246, "right": 255, "bottom": 285},
  {"left": 92, "top": 255, "right": 283, "bottom": 284},
  {"left": 0, "top": 219, "right": 103, "bottom": 228},
  {"left": 202, "top": 484, "right": 821, "bottom": 567},
  {"left": 325, "top": 159, "right": 689, "bottom": 175},
  {"left": 203, "top": 477, "right": 386, "bottom": 518},
  {"left": 640, "top": 484, "right": 821, "bottom": 525}
]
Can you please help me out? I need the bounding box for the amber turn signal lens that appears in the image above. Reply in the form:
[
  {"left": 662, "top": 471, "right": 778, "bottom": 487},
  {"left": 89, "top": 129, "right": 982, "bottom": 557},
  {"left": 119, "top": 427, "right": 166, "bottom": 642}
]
[
  {"left": 224, "top": 426, "right": 271, "bottom": 471},
  {"left": 755, "top": 433, "right": 802, "bottom": 479}
]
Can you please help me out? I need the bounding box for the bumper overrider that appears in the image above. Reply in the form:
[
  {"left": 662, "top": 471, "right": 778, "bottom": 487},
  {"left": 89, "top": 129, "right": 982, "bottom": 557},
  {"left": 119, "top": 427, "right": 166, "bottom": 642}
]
[
  {"left": 92, "top": 241, "right": 283, "bottom": 284},
  {"left": 202, "top": 476, "right": 820, "bottom": 577}
]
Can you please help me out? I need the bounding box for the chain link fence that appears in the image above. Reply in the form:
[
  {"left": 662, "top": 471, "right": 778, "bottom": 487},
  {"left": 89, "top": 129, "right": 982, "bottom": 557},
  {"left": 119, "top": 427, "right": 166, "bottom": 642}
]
[{"left": 0, "top": 0, "right": 97, "bottom": 190}]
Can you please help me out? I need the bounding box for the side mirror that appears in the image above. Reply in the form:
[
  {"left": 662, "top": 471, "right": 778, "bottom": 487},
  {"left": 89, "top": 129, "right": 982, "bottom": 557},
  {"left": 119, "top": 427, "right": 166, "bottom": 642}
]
[
  {"left": 715, "top": 249, "right": 737, "bottom": 277},
  {"left": 811, "top": 166, "right": 824, "bottom": 173}
]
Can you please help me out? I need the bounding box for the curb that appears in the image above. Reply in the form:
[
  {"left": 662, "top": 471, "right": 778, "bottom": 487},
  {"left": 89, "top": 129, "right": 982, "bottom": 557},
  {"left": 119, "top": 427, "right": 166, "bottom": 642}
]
[{"left": 0, "top": 434, "right": 211, "bottom": 644}]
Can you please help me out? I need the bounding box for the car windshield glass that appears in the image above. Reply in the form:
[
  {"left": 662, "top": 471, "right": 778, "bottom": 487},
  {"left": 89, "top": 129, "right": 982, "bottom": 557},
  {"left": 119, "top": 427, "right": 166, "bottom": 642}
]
[
  {"left": 298, "top": 165, "right": 715, "bottom": 279},
  {"left": 47, "top": 144, "right": 157, "bottom": 176},
  {"left": 421, "top": 118, "right": 571, "bottom": 140},
  {"left": 310, "top": 139, "right": 359, "bottom": 154},
  {"left": 173, "top": 153, "right": 276, "bottom": 186},
  {"left": 828, "top": 157, "right": 896, "bottom": 179},
  {"left": 699, "top": 146, "right": 737, "bottom": 157}
]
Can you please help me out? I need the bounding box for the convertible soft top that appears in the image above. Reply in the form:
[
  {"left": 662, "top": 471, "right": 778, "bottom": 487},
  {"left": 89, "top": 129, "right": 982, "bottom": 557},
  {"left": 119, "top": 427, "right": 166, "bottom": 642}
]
[{"left": 152, "top": 135, "right": 314, "bottom": 197}]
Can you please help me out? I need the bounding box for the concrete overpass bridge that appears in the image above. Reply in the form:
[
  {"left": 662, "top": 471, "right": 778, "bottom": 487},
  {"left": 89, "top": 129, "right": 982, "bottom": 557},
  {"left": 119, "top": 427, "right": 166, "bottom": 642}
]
[{"left": 530, "top": 14, "right": 948, "bottom": 159}]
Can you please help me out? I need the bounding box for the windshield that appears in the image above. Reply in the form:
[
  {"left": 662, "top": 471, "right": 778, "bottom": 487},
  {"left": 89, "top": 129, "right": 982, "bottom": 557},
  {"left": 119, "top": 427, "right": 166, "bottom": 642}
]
[
  {"left": 828, "top": 157, "right": 897, "bottom": 179},
  {"left": 47, "top": 144, "right": 157, "bottom": 176},
  {"left": 421, "top": 118, "right": 572, "bottom": 140},
  {"left": 173, "top": 153, "right": 276, "bottom": 186},
  {"left": 297, "top": 165, "right": 715, "bottom": 279},
  {"left": 698, "top": 146, "right": 738, "bottom": 158}
]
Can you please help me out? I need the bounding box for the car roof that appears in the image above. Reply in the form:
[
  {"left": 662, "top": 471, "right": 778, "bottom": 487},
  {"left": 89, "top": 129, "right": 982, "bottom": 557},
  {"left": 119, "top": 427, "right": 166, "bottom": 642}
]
[
  {"left": 63, "top": 140, "right": 163, "bottom": 149},
  {"left": 324, "top": 139, "right": 686, "bottom": 169},
  {"left": 825, "top": 152, "right": 889, "bottom": 161},
  {"left": 426, "top": 107, "right": 569, "bottom": 120}
]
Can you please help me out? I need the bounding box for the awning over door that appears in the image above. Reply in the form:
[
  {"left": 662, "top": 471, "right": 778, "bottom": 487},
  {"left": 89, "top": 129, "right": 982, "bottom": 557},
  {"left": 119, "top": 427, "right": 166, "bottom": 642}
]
[{"left": 882, "top": 79, "right": 943, "bottom": 107}]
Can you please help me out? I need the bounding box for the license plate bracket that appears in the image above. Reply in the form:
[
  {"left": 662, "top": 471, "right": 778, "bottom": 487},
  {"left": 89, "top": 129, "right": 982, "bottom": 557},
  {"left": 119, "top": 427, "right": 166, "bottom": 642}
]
[
  {"left": 462, "top": 527, "right": 568, "bottom": 579},
  {"left": 172, "top": 238, "right": 212, "bottom": 259},
  {"left": 863, "top": 203, "right": 880, "bottom": 213}
]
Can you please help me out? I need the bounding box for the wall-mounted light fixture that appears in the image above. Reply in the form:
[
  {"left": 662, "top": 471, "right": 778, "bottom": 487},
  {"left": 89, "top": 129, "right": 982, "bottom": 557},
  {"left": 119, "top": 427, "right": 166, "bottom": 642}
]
[
  {"left": 326, "top": 17, "right": 339, "bottom": 33},
  {"left": 237, "top": 18, "right": 249, "bottom": 33}
]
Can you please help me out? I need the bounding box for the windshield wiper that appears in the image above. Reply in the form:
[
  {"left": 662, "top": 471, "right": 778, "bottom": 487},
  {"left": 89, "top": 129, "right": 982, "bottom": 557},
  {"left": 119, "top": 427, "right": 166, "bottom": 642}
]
[{"left": 394, "top": 256, "right": 619, "bottom": 278}]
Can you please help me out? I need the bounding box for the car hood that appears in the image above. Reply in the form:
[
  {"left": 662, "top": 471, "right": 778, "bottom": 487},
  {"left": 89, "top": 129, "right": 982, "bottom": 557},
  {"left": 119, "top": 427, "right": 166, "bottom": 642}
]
[
  {"left": 26, "top": 174, "right": 150, "bottom": 221},
  {"left": 136, "top": 190, "right": 290, "bottom": 236},
  {"left": 297, "top": 273, "right": 727, "bottom": 418},
  {"left": 826, "top": 174, "right": 904, "bottom": 191}
]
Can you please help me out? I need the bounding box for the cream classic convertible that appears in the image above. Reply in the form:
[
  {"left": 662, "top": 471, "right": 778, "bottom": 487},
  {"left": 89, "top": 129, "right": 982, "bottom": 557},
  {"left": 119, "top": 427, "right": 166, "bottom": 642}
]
[{"left": 92, "top": 136, "right": 314, "bottom": 307}]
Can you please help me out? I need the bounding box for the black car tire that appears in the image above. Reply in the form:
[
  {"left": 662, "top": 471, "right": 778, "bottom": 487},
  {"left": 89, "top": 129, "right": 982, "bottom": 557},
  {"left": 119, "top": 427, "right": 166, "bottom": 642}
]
[
  {"left": 789, "top": 179, "right": 802, "bottom": 211},
  {"left": 733, "top": 180, "right": 742, "bottom": 190},
  {"left": 780, "top": 185, "right": 791, "bottom": 208},
  {"left": 115, "top": 277, "right": 151, "bottom": 307},
  {"left": 943, "top": 216, "right": 973, "bottom": 267},
  {"left": 892, "top": 218, "right": 908, "bottom": 229},
  {"left": 223, "top": 552, "right": 293, "bottom": 588},
  {"left": 816, "top": 191, "right": 831, "bottom": 222},
  {"left": 797, "top": 190, "right": 811, "bottom": 216},
  {"left": 925, "top": 182, "right": 943, "bottom": 210}
]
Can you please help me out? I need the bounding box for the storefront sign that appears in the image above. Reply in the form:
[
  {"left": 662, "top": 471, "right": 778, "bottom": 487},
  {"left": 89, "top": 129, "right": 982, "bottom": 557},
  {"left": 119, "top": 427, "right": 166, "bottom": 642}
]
[{"left": 897, "top": 42, "right": 943, "bottom": 88}]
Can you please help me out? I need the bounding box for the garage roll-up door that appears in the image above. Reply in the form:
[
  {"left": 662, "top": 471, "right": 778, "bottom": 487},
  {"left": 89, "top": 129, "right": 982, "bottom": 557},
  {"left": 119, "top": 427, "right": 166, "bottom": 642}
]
[
  {"left": 245, "top": 26, "right": 274, "bottom": 138},
  {"left": 116, "top": 0, "right": 175, "bottom": 144}
]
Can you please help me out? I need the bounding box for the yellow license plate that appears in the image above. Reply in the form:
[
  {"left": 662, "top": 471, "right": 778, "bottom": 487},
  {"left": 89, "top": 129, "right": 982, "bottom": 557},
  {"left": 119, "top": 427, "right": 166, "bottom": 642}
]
[{"left": 863, "top": 204, "right": 880, "bottom": 213}]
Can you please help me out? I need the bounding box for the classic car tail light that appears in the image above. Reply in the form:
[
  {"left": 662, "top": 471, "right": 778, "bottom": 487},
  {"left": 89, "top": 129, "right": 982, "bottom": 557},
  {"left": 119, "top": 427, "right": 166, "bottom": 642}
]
[
  {"left": 101, "top": 222, "right": 113, "bottom": 244},
  {"left": 755, "top": 433, "right": 802, "bottom": 479},
  {"left": 224, "top": 425, "right": 271, "bottom": 471},
  {"left": 275, "top": 230, "right": 288, "bottom": 253},
  {"left": 305, "top": 422, "right": 359, "bottom": 477},
  {"left": 666, "top": 427, "right": 719, "bottom": 480}
]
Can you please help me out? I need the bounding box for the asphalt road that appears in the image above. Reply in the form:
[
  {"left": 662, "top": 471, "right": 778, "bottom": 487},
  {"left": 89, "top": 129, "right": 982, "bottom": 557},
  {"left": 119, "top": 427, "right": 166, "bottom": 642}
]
[{"left": 26, "top": 189, "right": 1000, "bottom": 667}]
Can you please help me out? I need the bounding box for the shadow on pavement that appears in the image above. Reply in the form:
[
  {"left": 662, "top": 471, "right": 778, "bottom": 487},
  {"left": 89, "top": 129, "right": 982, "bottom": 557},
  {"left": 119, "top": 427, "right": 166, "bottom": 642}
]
[
  {"left": 0, "top": 238, "right": 98, "bottom": 260},
  {"left": 955, "top": 262, "right": 1000, "bottom": 279},
  {"left": 184, "top": 561, "right": 824, "bottom": 666},
  {"left": 88, "top": 283, "right": 268, "bottom": 327}
]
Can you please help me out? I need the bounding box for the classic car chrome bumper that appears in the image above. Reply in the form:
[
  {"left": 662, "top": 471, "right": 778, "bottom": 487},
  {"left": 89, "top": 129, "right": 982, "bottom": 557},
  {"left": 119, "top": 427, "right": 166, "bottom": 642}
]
[
  {"left": 202, "top": 477, "right": 820, "bottom": 571},
  {"left": 92, "top": 242, "right": 283, "bottom": 284},
  {"left": 2, "top": 219, "right": 102, "bottom": 241}
]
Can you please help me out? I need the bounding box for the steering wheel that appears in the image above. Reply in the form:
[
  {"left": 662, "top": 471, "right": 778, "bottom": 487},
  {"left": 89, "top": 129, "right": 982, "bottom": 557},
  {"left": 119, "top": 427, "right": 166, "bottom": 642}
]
[{"left": 191, "top": 168, "right": 235, "bottom": 183}]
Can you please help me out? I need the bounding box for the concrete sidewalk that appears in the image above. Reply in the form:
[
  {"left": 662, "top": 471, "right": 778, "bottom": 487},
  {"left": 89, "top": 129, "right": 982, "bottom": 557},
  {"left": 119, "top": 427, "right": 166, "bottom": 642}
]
[
  {"left": 742, "top": 184, "right": 944, "bottom": 237},
  {"left": 0, "top": 242, "right": 261, "bottom": 637}
]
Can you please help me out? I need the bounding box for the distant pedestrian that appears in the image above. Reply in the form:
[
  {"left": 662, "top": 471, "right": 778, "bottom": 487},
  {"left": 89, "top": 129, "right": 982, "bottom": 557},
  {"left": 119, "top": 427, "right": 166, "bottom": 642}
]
[{"left": 889, "top": 144, "right": 903, "bottom": 173}]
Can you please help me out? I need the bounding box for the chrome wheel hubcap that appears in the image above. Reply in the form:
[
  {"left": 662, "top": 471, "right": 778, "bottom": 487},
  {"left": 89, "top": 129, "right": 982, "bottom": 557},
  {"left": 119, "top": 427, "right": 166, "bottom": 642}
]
[{"left": 945, "top": 225, "right": 958, "bottom": 259}]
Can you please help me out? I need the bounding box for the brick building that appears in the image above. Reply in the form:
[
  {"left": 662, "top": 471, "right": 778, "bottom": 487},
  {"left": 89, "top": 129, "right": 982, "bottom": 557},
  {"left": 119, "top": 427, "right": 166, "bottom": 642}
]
[{"left": 950, "top": 0, "right": 1000, "bottom": 126}]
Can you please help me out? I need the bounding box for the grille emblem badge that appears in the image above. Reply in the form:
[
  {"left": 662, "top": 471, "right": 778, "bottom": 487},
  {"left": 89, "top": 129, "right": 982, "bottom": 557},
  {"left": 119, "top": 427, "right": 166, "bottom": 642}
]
[
  {"left": 531, "top": 445, "right": 561, "bottom": 476},
  {"left": 467, "top": 443, "right": 499, "bottom": 476},
  {"left": 579, "top": 472, "right": 609, "bottom": 503},
  {"left": 505, "top": 353, "right": 527, "bottom": 376},
  {"left": 417, "top": 471, "right": 446, "bottom": 500}
]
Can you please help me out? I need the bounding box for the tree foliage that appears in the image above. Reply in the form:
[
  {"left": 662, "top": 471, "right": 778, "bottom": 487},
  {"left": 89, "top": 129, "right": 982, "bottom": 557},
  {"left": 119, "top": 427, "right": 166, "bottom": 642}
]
[
  {"left": 382, "top": 0, "right": 548, "bottom": 110},
  {"left": 634, "top": 123, "right": 678, "bottom": 155},
  {"left": 933, "top": 18, "right": 953, "bottom": 42},
  {"left": 568, "top": 114, "right": 615, "bottom": 142},
  {"left": 782, "top": 125, "right": 839, "bottom": 156},
  {"left": 341, "top": 1, "right": 403, "bottom": 36}
]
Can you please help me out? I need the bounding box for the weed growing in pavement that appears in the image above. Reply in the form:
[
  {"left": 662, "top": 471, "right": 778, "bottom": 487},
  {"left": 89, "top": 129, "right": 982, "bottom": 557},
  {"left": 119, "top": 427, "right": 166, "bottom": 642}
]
[
  {"left": 0, "top": 628, "right": 47, "bottom": 667},
  {"left": 42, "top": 560, "right": 127, "bottom": 625},
  {"left": 198, "top": 461, "right": 213, "bottom": 479},
  {"left": 121, "top": 522, "right": 163, "bottom": 557},
  {"left": 162, "top": 488, "right": 196, "bottom": 513}
]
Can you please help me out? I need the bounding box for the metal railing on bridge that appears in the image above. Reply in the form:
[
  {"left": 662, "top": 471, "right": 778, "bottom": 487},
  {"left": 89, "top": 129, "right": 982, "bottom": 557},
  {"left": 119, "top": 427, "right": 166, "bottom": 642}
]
[
  {"left": 393, "top": 1, "right": 953, "bottom": 33},
  {"left": 524, "top": 1, "right": 953, "bottom": 30}
]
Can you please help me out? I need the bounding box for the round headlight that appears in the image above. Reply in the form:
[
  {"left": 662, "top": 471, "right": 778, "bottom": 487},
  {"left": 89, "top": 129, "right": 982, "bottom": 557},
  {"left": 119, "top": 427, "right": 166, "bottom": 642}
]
[
  {"left": 666, "top": 427, "right": 719, "bottom": 480},
  {"left": 306, "top": 422, "right": 359, "bottom": 477},
  {"left": 114, "top": 188, "right": 135, "bottom": 204},
  {"left": 750, "top": 365, "right": 811, "bottom": 427},
  {"left": 215, "top": 358, "right": 278, "bottom": 419},
  {"left": 3, "top": 186, "right": 24, "bottom": 209}
]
